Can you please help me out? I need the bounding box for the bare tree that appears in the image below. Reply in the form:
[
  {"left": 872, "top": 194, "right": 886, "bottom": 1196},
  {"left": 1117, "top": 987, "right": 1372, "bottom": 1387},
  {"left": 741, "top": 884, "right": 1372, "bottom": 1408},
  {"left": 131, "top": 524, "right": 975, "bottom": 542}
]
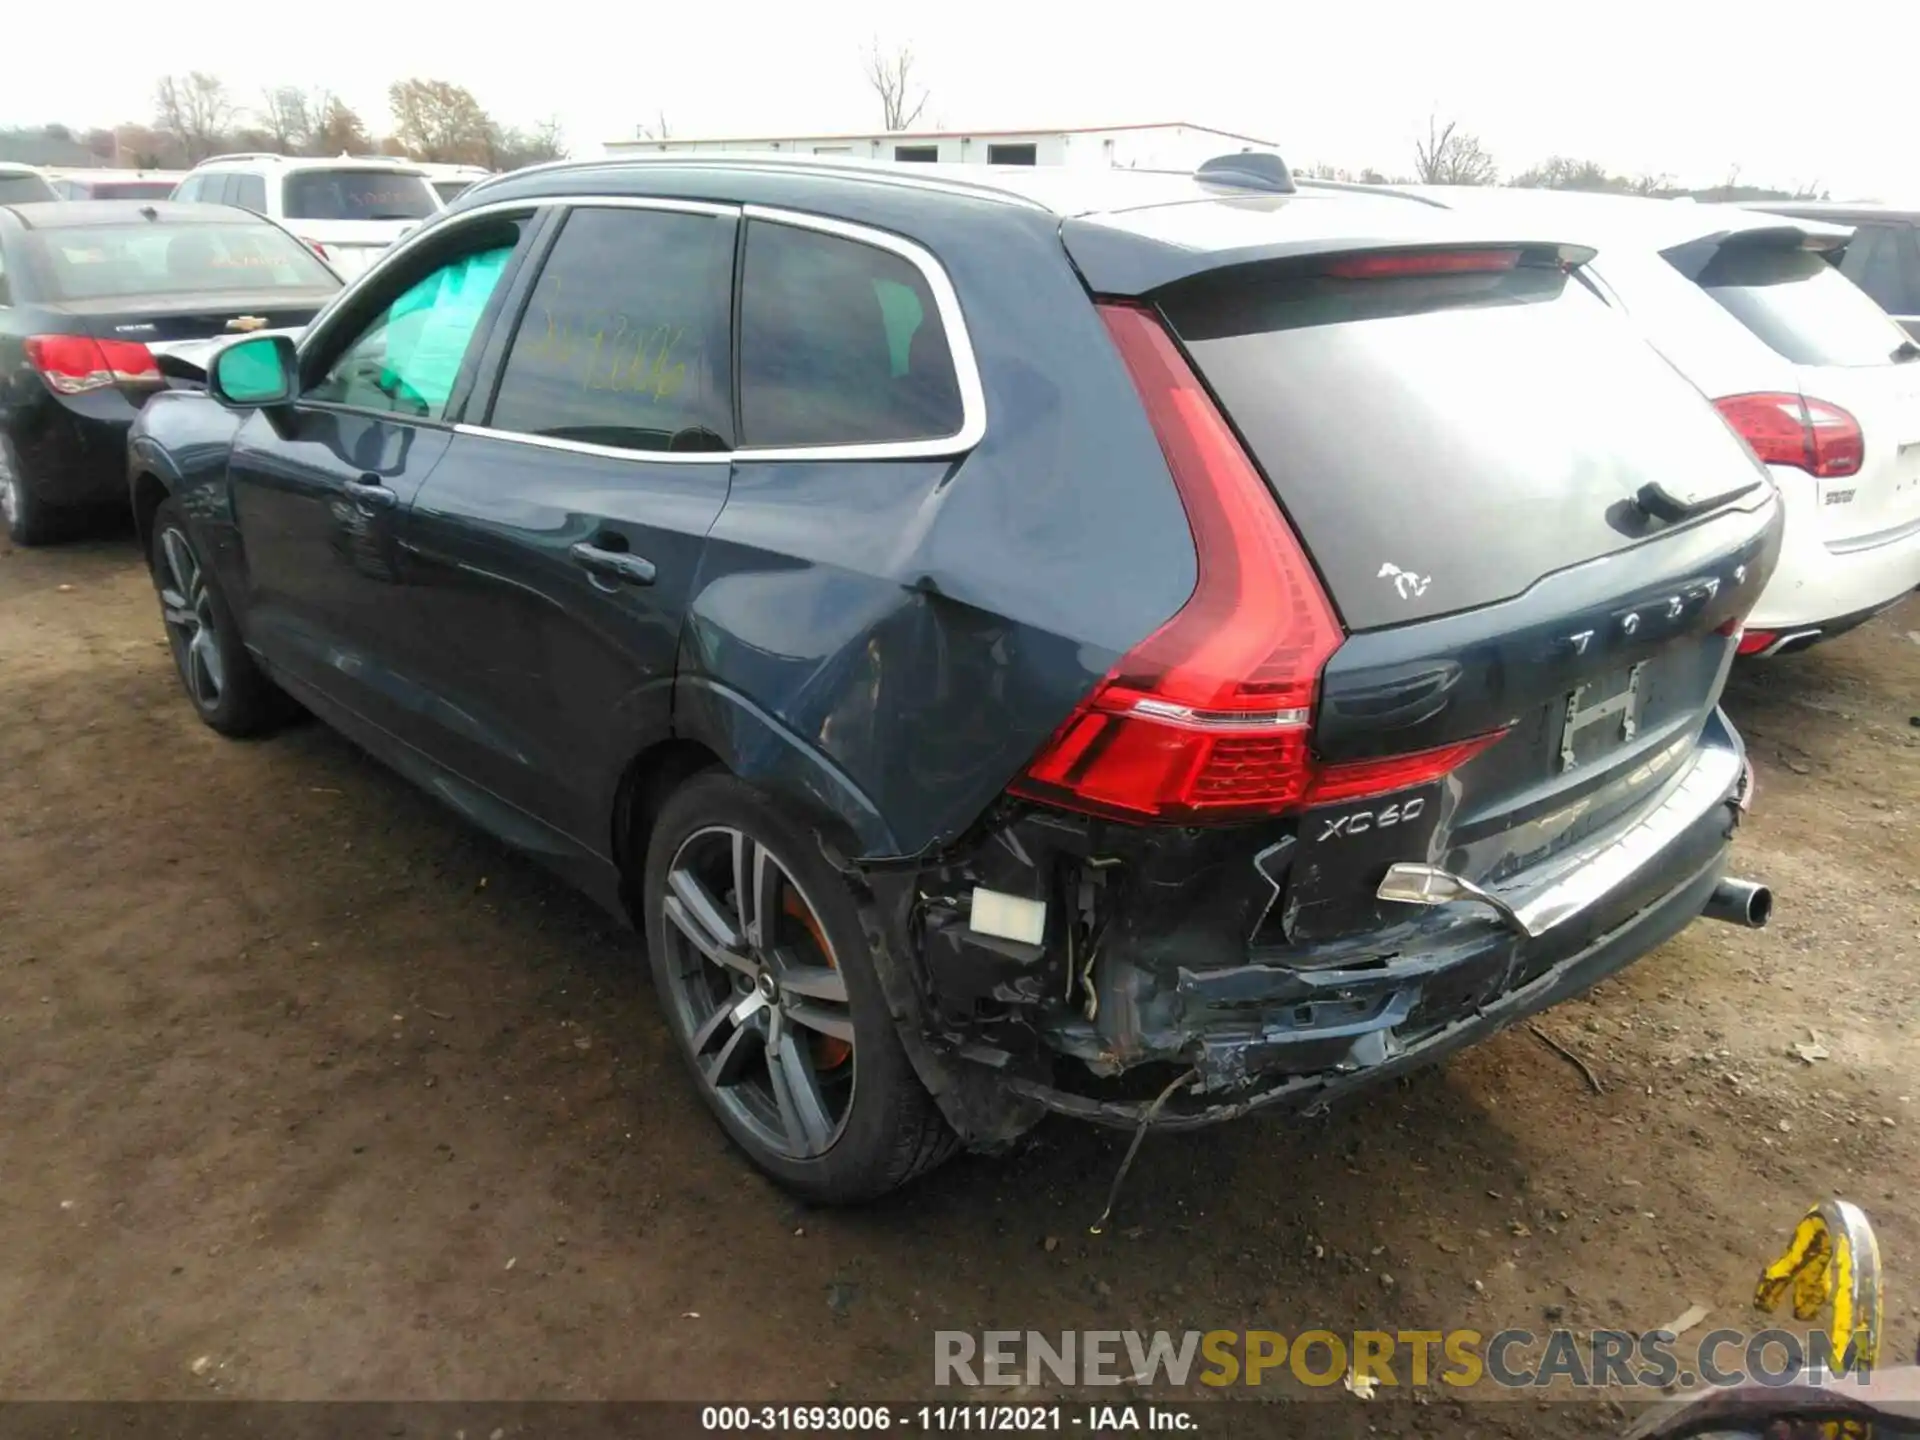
[
  {"left": 154, "top": 72, "right": 237, "bottom": 162},
  {"left": 312, "top": 97, "right": 372, "bottom": 157},
  {"left": 258, "top": 86, "right": 314, "bottom": 154},
  {"left": 863, "top": 39, "right": 929, "bottom": 131},
  {"left": 388, "top": 77, "right": 494, "bottom": 163},
  {"left": 639, "top": 109, "right": 672, "bottom": 141},
  {"left": 1413, "top": 113, "right": 1497, "bottom": 186}
]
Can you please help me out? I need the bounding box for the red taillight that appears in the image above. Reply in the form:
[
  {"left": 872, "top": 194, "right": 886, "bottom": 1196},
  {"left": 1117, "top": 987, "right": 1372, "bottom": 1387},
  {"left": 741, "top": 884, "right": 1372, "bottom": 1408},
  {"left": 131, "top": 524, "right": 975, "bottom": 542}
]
[
  {"left": 1324, "top": 249, "right": 1521, "bottom": 280},
  {"left": 1736, "top": 630, "right": 1776, "bottom": 657},
  {"left": 1010, "top": 303, "right": 1499, "bottom": 824},
  {"left": 25, "top": 334, "right": 160, "bottom": 394},
  {"left": 1304, "top": 733, "right": 1511, "bottom": 807},
  {"left": 1713, "top": 393, "right": 1862, "bottom": 479}
]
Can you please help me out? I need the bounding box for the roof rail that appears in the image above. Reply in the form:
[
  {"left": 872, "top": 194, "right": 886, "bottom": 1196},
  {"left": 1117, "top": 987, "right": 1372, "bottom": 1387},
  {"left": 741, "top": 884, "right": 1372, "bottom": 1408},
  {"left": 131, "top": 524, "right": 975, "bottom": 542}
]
[
  {"left": 193, "top": 153, "right": 286, "bottom": 167},
  {"left": 1195, "top": 151, "right": 1295, "bottom": 194}
]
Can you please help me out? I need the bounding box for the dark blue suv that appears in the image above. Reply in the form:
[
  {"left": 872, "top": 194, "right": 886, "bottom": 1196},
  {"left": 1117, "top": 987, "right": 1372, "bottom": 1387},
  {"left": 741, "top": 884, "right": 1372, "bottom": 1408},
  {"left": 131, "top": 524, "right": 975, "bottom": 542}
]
[{"left": 129, "top": 154, "right": 1781, "bottom": 1200}]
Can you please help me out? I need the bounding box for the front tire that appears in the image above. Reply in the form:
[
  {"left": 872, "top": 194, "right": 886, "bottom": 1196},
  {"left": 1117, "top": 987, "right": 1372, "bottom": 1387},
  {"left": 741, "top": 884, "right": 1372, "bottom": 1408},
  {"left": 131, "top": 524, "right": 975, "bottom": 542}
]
[
  {"left": 149, "top": 497, "right": 283, "bottom": 736},
  {"left": 643, "top": 771, "right": 959, "bottom": 1202}
]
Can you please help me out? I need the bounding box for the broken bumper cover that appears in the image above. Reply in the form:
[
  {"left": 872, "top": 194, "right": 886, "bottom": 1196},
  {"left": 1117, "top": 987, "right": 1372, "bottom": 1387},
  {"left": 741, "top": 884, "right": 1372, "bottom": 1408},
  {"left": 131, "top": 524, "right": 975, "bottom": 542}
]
[
  {"left": 1009, "top": 844, "right": 1726, "bottom": 1130},
  {"left": 1010, "top": 729, "right": 1748, "bottom": 1131}
]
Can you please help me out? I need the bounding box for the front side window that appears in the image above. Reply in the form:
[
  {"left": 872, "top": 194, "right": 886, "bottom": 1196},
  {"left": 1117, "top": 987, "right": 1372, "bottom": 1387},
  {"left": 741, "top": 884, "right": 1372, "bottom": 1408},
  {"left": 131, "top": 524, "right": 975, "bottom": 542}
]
[
  {"left": 487, "top": 206, "right": 736, "bottom": 453},
  {"left": 306, "top": 229, "right": 519, "bottom": 419},
  {"left": 172, "top": 176, "right": 203, "bottom": 203},
  {"left": 738, "top": 219, "right": 963, "bottom": 448},
  {"left": 282, "top": 169, "right": 437, "bottom": 222}
]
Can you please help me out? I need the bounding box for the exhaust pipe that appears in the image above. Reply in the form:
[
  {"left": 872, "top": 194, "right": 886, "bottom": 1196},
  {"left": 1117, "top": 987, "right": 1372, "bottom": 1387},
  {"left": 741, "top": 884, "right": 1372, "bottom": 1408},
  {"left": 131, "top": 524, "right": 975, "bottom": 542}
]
[{"left": 1703, "top": 877, "right": 1773, "bottom": 928}]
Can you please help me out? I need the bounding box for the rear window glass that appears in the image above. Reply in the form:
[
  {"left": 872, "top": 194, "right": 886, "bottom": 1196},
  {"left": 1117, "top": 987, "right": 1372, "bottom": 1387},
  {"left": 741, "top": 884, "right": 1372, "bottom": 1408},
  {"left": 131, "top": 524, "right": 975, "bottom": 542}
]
[
  {"left": 738, "top": 219, "right": 963, "bottom": 447},
  {"left": 0, "top": 173, "right": 58, "bottom": 204},
  {"left": 1164, "top": 260, "right": 1770, "bottom": 630},
  {"left": 1688, "top": 242, "right": 1907, "bottom": 366},
  {"left": 28, "top": 222, "right": 339, "bottom": 300},
  {"left": 81, "top": 181, "right": 176, "bottom": 200},
  {"left": 282, "top": 169, "right": 436, "bottom": 221}
]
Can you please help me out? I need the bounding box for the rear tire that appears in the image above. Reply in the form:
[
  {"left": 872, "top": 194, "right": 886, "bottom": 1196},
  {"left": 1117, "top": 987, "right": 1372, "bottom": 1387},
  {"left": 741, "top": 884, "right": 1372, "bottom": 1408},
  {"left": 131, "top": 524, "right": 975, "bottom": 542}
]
[
  {"left": 0, "top": 435, "right": 58, "bottom": 547},
  {"left": 643, "top": 771, "right": 959, "bottom": 1202},
  {"left": 149, "top": 497, "right": 284, "bottom": 736}
]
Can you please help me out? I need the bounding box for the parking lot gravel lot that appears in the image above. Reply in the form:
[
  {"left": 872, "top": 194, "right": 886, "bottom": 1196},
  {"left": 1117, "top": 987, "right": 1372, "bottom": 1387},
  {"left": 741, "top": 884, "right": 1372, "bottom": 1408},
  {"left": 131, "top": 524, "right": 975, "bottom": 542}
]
[{"left": 2, "top": 535, "right": 1915, "bottom": 1433}]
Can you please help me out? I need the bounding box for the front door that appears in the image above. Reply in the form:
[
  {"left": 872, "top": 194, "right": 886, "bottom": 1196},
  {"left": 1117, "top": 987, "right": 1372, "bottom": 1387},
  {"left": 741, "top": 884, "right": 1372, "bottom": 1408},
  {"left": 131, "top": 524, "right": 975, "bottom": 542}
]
[
  {"left": 229, "top": 213, "right": 535, "bottom": 741},
  {"left": 398, "top": 201, "right": 740, "bottom": 852}
]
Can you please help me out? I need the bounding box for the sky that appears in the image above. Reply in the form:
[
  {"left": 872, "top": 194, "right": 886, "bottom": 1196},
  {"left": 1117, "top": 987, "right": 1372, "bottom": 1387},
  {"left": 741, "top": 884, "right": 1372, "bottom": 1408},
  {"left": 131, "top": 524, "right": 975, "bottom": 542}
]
[{"left": 8, "top": 0, "right": 1919, "bottom": 199}]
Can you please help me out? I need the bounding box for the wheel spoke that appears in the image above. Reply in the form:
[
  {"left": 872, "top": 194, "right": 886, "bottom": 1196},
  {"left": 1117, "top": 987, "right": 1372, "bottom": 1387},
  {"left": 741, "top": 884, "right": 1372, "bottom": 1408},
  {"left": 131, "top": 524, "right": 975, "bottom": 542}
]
[
  {"left": 195, "top": 625, "right": 225, "bottom": 694},
  {"left": 766, "top": 1022, "right": 833, "bottom": 1156},
  {"left": 777, "top": 963, "right": 847, "bottom": 1004},
  {"left": 664, "top": 870, "right": 752, "bottom": 976},
  {"left": 703, "top": 1018, "right": 764, "bottom": 1089},
  {"left": 160, "top": 529, "right": 198, "bottom": 601},
  {"left": 785, "top": 1002, "right": 854, "bottom": 1044},
  {"left": 732, "top": 831, "right": 784, "bottom": 956},
  {"left": 160, "top": 591, "right": 196, "bottom": 629}
]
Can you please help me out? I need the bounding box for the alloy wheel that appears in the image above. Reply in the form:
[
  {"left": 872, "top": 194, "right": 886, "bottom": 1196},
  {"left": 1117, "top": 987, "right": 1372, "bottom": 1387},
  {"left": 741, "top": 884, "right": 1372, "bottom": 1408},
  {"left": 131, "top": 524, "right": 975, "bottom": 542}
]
[
  {"left": 157, "top": 527, "right": 225, "bottom": 710},
  {"left": 659, "top": 825, "right": 856, "bottom": 1160}
]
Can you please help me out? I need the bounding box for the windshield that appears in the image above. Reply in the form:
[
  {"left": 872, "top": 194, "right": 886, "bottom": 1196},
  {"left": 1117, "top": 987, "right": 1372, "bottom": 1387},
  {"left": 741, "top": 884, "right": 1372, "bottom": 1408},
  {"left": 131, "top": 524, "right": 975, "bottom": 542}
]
[
  {"left": 29, "top": 220, "right": 341, "bottom": 300},
  {"left": 1689, "top": 242, "right": 1909, "bottom": 367},
  {"left": 432, "top": 179, "right": 475, "bottom": 204},
  {"left": 0, "top": 173, "right": 58, "bottom": 204},
  {"left": 282, "top": 169, "right": 436, "bottom": 221}
]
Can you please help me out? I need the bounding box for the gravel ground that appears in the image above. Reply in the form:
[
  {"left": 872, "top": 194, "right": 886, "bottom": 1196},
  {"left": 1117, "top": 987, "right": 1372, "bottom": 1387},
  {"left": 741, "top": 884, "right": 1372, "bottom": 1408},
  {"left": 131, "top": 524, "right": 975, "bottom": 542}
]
[{"left": 1, "top": 534, "right": 1914, "bottom": 1437}]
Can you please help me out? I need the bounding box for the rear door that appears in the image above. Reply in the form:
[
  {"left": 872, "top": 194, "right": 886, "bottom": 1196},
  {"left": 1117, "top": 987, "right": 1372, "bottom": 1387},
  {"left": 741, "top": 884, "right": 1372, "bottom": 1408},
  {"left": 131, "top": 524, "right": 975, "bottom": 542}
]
[
  {"left": 1688, "top": 236, "right": 1920, "bottom": 547},
  {"left": 228, "top": 209, "right": 535, "bottom": 739},
  {"left": 396, "top": 201, "right": 739, "bottom": 849}
]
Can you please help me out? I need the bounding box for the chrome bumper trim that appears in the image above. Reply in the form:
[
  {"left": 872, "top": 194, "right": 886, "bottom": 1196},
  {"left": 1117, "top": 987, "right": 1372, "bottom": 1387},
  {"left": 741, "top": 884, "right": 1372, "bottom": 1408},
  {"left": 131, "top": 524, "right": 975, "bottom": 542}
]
[{"left": 1506, "top": 743, "right": 1743, "bottom": 937}]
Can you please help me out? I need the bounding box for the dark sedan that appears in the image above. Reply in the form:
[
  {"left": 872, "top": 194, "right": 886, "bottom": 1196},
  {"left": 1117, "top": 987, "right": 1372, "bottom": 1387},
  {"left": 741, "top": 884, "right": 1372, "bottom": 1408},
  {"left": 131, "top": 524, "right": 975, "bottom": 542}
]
[
  {"left": 0, "top": 200, "right": 339, "bottom": 544},
  {"left": 130, "top": 155, "right": 1780, "bottom": 1201}
]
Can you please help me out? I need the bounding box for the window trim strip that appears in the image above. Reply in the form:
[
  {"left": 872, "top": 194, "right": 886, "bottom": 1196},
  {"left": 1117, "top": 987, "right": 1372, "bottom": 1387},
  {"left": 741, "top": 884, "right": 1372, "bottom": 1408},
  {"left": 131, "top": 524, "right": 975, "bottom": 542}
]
[{"left": 306, "top": 193, "right": 988, "bottom": 465}]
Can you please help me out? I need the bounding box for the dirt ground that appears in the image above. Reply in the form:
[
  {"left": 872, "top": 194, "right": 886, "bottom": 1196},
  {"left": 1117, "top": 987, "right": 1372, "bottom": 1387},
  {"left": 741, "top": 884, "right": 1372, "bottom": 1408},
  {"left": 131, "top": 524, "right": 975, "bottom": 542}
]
[{"left": 1, "top": 533, "right": 1915, "bottom": 1432}]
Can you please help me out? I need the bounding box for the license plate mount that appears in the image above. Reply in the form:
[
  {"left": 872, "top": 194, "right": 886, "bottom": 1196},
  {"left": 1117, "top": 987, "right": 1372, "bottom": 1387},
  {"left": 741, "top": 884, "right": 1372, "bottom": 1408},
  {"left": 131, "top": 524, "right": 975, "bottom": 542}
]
[{"left": 1558, "top": 662, "right": 1645, "bottom": 772}]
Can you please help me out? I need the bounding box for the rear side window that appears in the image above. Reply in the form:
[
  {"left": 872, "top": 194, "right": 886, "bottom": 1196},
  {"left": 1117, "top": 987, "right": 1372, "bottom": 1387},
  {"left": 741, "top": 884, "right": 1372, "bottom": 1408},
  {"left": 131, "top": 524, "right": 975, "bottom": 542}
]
[
  {"left": 27, "top": 221, "right": 339, "bottom": 300},
  {"left": 738, "top": 219, "right": 962, "bottom": 448},
  {"left": 488, "top": 206, "right": 736, "bottom": 452},
  {"left": 282, "top": 169, "right": 436, "bottom": 221},
  {"left": 230, "top": 174, "right": 267, "bottom": 213},
  {"left": 1685, "top": 241, "right": 1907, "bottom": 366},
  {"left": 1839, "top": 223, "right": 1920, "bottom": 317},
  {"left": 434, "top": 179, "right": 474, "bottom": 205}
]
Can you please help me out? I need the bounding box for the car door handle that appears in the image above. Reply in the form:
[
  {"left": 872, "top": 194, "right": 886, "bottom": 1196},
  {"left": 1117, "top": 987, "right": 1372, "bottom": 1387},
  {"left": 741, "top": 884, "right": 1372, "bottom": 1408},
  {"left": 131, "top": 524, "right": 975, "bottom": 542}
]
[
  {"left": 343, "top": 476, "right": 397, "bottom": 510},
  {"left": 569, "top": 541, "right": 657, "bottom": 587}
]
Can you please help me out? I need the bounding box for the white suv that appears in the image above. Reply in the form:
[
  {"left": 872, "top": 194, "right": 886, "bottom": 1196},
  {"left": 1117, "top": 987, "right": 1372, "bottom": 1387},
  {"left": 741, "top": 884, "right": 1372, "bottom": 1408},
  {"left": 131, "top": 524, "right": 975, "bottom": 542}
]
[
  {"left": 1360, "top": 186, "right": 1920, "bottom": 657},
  {"left": 171, "top": 155, "right": 441, "bottom": 278}
]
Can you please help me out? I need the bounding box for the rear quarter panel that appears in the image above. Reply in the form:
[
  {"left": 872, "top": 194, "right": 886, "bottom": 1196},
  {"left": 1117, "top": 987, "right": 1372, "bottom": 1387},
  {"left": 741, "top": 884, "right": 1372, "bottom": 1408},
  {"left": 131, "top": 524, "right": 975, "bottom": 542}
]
[{"left": 677, "top": 197, "right": 1199, "bottom": 860}]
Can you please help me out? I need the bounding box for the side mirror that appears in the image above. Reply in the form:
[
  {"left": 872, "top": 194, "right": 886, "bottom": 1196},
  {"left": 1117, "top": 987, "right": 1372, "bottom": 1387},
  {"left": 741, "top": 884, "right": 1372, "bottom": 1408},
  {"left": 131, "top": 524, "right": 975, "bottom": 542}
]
[{"left": 209, "top": 334, "right": 297, "bottom": 409}]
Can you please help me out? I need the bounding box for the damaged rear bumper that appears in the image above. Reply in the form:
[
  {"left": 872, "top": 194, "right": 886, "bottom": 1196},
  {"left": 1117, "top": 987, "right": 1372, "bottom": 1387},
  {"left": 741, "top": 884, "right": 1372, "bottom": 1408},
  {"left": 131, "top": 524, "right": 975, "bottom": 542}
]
[
  {"left": 1002, "top": 846, "right": 1723, "bottom": 1129},
  {"left": 856, "top": 720, "right": 1751, "bottom": 1146}
]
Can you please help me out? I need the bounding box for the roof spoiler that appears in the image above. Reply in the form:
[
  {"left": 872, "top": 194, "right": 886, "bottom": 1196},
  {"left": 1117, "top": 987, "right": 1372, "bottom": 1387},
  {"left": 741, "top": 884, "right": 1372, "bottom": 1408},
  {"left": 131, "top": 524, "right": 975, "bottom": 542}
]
[
  {"left": 1661, "top": 221, "right": 1853, "bottom": 280},
  {"left": 1195, "top": 152, "right": 1295, "bottom": 195}
]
